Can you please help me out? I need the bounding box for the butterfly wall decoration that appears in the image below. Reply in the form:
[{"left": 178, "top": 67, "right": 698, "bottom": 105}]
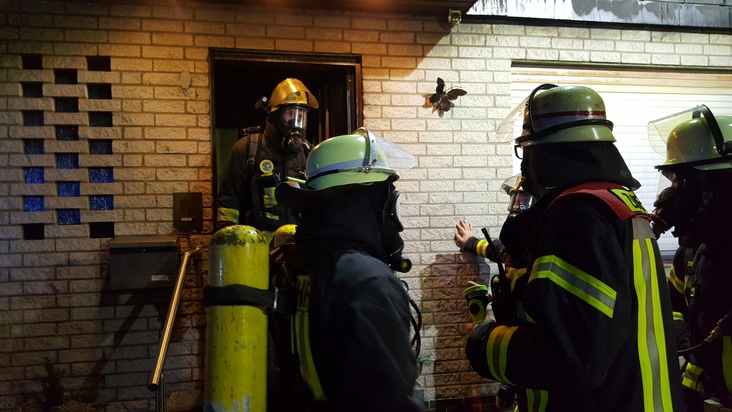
[{"left": 427, "top": 77, "right": 467, "bottom": 118}]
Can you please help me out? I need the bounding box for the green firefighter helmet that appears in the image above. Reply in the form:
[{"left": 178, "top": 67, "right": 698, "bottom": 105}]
[
  {"left": 275, "top": 127, "right": 415, "bottom": 207},
  {"left": 496, "top": 84, "right": 616, "bottom": 146},
  {"left": 650, "top": 105, "right": 732, "bottom": 172},
  {"left": 268, "top": 78, "right": 319, "bottom": 113}
]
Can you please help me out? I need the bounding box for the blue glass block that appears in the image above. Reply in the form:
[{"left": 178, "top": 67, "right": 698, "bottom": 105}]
[
  {"left": 56, "top": 125, "right": 79, "bottom": 141},
  {"left": 56, "top": 153, "right": 79, "bottom": 169},
  {"left": 89, "top": 167, "right": 113, "bottom": 183},
  {"left": 24, "top": 167, "right": 44, "bottom": 184},
  {"left": 57, "top": 182, "right": 80, "bottom": 197},
  {"left": 23, "top": 139, "right": 44, "bottom": 154},
  {"left": 89, "top": 195, "right": 114, "bottom": 210},
  {"left": 89, "top": 140, "right": 113, "bottom": 155},
  {"left": 57, "top": 209, "right": 80, "bottom": 225},
  {"left": 24, "top": 196, "right": 45, "bottom": 211}
]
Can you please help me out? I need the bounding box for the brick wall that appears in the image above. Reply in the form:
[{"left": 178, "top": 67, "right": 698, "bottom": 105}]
[{"left": 0, "top": 0, "right": 730, "bottom": 410}]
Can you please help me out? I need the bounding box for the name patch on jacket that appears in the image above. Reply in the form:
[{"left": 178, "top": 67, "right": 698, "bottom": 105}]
[{"left": 608, "top": 188, "right": 647, "bottom": 215}]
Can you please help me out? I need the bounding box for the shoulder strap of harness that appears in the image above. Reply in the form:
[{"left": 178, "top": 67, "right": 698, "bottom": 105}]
[{"left": 553, "top": 182, "right": 650, "bottom": 222}]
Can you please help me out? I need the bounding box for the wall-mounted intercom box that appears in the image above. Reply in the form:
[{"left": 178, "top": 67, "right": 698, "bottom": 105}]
[{"left": 108, "top": 235, "right": 180, "bottom": 290}]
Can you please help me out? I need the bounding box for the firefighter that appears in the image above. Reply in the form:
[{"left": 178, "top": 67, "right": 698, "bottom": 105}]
[
  {"left": 464, "top": 84, "right": 684, "bottom": 411},
  {"left": 274, "top": 128, "right": 425, "bottom": 412},
  {"left": 216, "top": 78, "right": 318, "bottom": 237},
  {"left": 649, "top": 106, "right": 732, "bottom": 412},
  {"left": 454, "top": 175, "right": 534, "bottom": 410}
]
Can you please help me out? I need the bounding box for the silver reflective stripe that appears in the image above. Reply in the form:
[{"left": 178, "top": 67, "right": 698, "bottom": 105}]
[
  {"left": 632, "top": 218, "right": 673, "bottom": 411},
  {"left": 530, "top": 255, "right": 616, "bottom": 318}
]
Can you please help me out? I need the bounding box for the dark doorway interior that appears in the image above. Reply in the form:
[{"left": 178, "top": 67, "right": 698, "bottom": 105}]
[{"left": 209, "top": 49, "right": 362, "bottom": 222}]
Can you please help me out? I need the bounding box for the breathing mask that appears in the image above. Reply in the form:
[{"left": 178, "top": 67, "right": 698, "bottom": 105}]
[
  {"left": 381, "top": 186, "right": 411, "bottom": 273},
  {"left": 279, "top": 105, "right": 310, "bottom": 153},
  {"left": 501, "top": 174, "right": 537, "bottom": 218}
]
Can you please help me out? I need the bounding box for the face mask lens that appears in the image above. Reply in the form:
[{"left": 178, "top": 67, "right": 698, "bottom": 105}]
[
  {"left": 508, "top": 190, "right": 536, "bottom": 216},
  {"left": 281, "top": 106, "right": 308, "bottom": 129},
  {"left": 385, "top": 190, "right": 403, "bottom": 232}
]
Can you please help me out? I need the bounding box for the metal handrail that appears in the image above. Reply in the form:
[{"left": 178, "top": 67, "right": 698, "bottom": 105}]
[{"left": 148, "top": 247, "right": 201, "bottom": 394}]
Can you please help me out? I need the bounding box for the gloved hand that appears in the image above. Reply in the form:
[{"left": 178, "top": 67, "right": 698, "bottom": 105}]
[{"left": 463, "top": 283, "right": 490, "bottom": 324}]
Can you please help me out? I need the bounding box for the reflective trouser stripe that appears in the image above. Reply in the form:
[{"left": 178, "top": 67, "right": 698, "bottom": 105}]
[
  {"left": 294, "top": 276, "right": 326, "bottom": 401},
  {"left": 681, "top": 362, "right": 705, "bottom": 393},
  {"left": 263, "top": 187, "right": 281, "bottom": 221},
  {"left": 486, "top": 325, "right": 517, "bottom": 385},
  {"left": 724, "top": 336, "right": 732, "bottom": 395},
  {"left": 632, "top": 219, "right": 673, "bottom": 411},
  {"left": 529, "top": 255, "right": 617, "bottom": 318},
  {"left": 525, "top": 388, "right": 548, "bottom": 412},
  {"left": 668, "top": 264, "right": 685, "bottom": 295}
]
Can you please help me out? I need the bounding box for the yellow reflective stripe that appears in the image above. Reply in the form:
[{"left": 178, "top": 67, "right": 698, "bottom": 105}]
[
  {"left": 529, "top": 255, "right": 617, "bottom": 318},
  {"left": 632, "top": 218, "right": 673, "bottom": 411},
  {"left": 672, "top": 311, "right": 685, "bottom": 322},
  {"left": 668, "top": 264, "right": 685, "bottom": 295},
  {"left": 217, "top": 206, "right": 239, "bottom": 224},
  {"left": 723, "top": 336, "right": 732, "bottom": 395},
  {"left": 525, "top": 388, "right": 548, "bottom": 412},
  {"left": 681, "top": 362, "right": 705, "bottom": 393},
  {"left": 486, "top": 325, "right": 517, "bottom": 385},
  {"left": 507, "top": 266, "right": 527, "bottom": 291},
  {"left": 294, "top": 276, "right": 327, "bottom": 400},
  {"left": 475, "top": 239, "right": 489, "bottom": 258}
]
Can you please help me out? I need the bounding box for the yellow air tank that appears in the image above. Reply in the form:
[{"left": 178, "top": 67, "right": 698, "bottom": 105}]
[{"left": 205, "top": 225, "right": 269, "bottom": 412}]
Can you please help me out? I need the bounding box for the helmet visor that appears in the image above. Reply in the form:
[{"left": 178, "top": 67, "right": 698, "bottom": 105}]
[
  {"left": 648, "top": 107, "right": 697, "bottom": 157},
  {"left": 495, "top": 96, "right": 530, "bottom": 143},
  {"left": 353, "top": 127, "right": 416, "bottom": 171},
  {"left": 280, "top": 106, "right": 308, "bottom": 130}
]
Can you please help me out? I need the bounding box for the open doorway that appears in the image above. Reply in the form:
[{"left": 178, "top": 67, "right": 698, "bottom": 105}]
[{"left": 209, "top": 49, "right": 363, "bottom": 218}]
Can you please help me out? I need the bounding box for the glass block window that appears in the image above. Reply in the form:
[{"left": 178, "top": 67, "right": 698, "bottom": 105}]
[
  {"left": 23, "top": 139, "right": 44, "bottom": 154},
  {"left": 54, "top": 69, "right": 77, "bottom": 84},
  {"left": 57, "top": 182, "right": 80, "bottom": 197},
  {"left": 54, "top": 97, "right": 79, "bottom": 113},
  {"left": 24, "top": 196, "right": 45, "bottom": 211},
  {"left": 23, "top": 111, "right": 44, "bottom": 126},
  {"left": 56, "top": 153, "right": 79, "bottom": 169},
  {"left": 22, "top": 54, "right": 42, "bottom": 70},
  {"left": 21, "top": 82, "right": 43, "bottom": 97},
  {"left": 89, "top": 112, "right": 113, "bottom": 127},
  {"left": 90, "top": 222, "right": 114, "bottom": 238},
  {"left": 87, "top": 56, "right": 111, "bottom": 71},
  {"left": 89, "top": 140, "right": 113, "bottom": 155},
  {"left": 55, "top": 125, "right": 79, "bottom": 141},
  {"left": 89, "top": 167, "right": 113, "bottom": 183},
  {"left": 57, "top": 209, "right": 81, "bottom": 225},
  {"left": 23, "top": 223, "right": 45, "bottom": 240},
  {"left": 24, "top": 167, "right": 44, "bottom": 184},
  {"left": 88, "top": 84, "right": 112, "bottom": 99},
  {"left": 89, "top": 195, "right": 114, "bottom": 210}
]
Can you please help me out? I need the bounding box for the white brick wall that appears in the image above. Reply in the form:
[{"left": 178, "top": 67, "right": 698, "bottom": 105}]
[{"left": 0, "top": 0, "right": 731, "bottom": 410}]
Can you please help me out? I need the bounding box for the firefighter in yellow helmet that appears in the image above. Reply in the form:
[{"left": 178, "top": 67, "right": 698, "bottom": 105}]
[
  {"left": 465, "top": 84, "right": 683, "bottom": 411},
  {"left": 273, "top": 128, "right": 425, "bottom": 412},
  {"left": 649, "top": 105, "right": 732, "bottom": 412},
  {"left": 216, "top": 78, "right": 318, "bottom": 237}
]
